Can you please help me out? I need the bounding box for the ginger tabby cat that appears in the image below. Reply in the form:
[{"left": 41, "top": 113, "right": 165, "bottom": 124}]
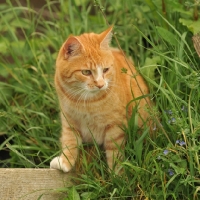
[{"left": 50, "top": 27, "right": 152, "bottom": 172}]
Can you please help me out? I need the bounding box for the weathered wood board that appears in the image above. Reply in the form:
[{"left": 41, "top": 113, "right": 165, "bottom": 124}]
[{"left": 0, "top": 168, "right": 74, "bottom": 200}]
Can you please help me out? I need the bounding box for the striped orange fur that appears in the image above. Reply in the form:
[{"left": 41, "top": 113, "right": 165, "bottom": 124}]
[{"left": 50, "top": 27, "right": 152, "bottom": 172}]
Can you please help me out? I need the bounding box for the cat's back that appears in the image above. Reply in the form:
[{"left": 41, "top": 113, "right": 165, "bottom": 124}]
[
  {"left": 111, "top": 48, "right": 137, "bottom": 76},
  {"left": 111, "top": 48, "right": 150, "bottom": 116}
]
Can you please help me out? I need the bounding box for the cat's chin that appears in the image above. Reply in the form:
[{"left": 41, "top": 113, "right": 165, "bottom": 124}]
[
  {"left": 89, "top": 88, "right": 106, "bottom": 95},
  {"left": 90, "top": 89, "right": 102, "bottom": 93}
]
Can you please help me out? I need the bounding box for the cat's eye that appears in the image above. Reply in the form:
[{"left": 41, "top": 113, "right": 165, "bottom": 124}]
[
  {"left": 82, "top": 70, "right": 92, "bottom": 76},
  {"left": 103, "top": 68, "right": 109, "bottom": 73}
]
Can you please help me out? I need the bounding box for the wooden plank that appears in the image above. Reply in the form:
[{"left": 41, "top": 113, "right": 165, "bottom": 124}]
[
  {"left": 0, "top": 168, "right": 74, "bottom": 200},
  {"left": 192, "top": 34, "right": 200, "bottom": 57}
]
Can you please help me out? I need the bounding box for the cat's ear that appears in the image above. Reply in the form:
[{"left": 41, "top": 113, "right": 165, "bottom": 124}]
[
  {"left": 99, "top": 26, "right": 113, "bottom": 50},
  {"left": 63, "top": 36, "right": 83, "bottom": 59}
]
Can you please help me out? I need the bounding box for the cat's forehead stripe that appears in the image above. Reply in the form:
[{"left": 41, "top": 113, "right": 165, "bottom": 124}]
[{"left": 96, "top": 66, "right": 102, "bottom": 81}]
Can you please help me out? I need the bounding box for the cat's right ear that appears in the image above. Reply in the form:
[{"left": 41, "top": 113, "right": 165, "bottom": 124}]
[
  {"left": 63, "top": 36, "right": 83, "bottom": 59},
  {"left": 99, "top": 26, "right": 113, "bottom": 50}
]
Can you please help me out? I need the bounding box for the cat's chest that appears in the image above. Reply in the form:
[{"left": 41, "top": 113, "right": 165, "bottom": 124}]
[{"left": 74, "top": 111, "right": 105, "bottom": 144}]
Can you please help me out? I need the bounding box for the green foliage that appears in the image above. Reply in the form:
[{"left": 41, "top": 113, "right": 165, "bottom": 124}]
[{"left": 0, "top": 0, "right": 200, "bottom": 199}]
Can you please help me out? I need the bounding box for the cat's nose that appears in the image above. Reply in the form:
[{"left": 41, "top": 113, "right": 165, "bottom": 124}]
[
  {"left": 94, "top": 79, "right": 105, "bottom": 89},
  {"left": 96, "top": 84, "right": 104, "bottom": 89}
]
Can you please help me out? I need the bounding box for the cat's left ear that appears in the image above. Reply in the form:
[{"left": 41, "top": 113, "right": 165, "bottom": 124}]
[{"left": 99, "top": 26, "right": 113, "bottom": 50}]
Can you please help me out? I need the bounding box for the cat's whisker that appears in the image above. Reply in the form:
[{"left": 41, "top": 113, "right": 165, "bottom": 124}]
[
  {"left": 83, "top": 91, "right": 90, "bottom": 108},
  {"left": 106, "top": 87, "right": 120, "bottom": 101},
  {"left": 69, "top": 90, "right": 87, "bottom": 109},
  {"left": 75, "top": 89, "right": 90, "bottom": 108},
  {"left": 107, "top": 82, "right": 124, "bottom": 89},
  {"left": 104, "top": 88, "right": 109, "bottom": 95},
  {"left": 65, "top": 86, "right": 81, "bottom": 94},
  {"left": 75, "top": 92, "right": 85, "bottom": 108},
  {"left": 67, "top": 88, "right": 85, "bottom": 100},
  {"left": 67, "top": 90, "right": 82, "bottom": 98}
]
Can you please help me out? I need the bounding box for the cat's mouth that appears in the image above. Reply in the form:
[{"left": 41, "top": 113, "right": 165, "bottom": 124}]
[
  {"left": 89, "top": 89, "right": 105, "bottom": 94},
  {"left": 89, "top": 86, "right": 107, "bottom": 93}
]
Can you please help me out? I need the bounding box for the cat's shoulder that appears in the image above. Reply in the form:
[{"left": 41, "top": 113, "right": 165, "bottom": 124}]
[
  {"left": 110, "top": 48, "right": 134, "bottom": 65},
  {"left": 110, "top": 47, "right": 121, "bottom": 55},
  {"left": 110, "top": 48, "right": 125, "bottom": 61}
]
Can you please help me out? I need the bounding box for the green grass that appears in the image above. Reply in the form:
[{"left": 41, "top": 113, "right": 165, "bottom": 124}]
[{"left": 0, "top": 0, "right": 200, "bottom": 199}]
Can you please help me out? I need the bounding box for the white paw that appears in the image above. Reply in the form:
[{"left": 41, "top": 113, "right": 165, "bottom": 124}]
[{"left": 50, "top": 156, "right": 70, "bottom": 173}]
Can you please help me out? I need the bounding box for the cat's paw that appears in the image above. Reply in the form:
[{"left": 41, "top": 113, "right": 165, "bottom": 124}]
[{"left": 50, "top": 156, "right": 71, "bottom": 173}]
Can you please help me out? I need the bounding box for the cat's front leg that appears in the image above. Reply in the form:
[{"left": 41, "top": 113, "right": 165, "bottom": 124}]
[
  {"left": 104, "top": 125, "right": 125, "bottom": 172},
  {"left": 50, "top": 127, "right": 81, "bottom": 172}
]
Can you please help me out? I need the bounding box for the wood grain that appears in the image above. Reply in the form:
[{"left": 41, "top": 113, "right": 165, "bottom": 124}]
[
  {"left": 192, "top": 34, "right": 200, "bottom": 57},
  {"left": 0, "top": 168, "right": 74, "bottom": 200}
]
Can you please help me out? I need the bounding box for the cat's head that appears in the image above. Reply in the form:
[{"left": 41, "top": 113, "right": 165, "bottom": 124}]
[{"left": 56, "top": 27, "right": 115, "bottom": 99}]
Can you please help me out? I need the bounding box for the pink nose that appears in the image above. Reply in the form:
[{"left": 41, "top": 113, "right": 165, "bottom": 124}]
[{"left": 96, "top": 84, "right": 104, "bottom": 89}]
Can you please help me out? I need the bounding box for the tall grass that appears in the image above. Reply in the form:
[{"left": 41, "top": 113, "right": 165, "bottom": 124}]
[{"left": 0, "top": 0, "right": 199, "bottom": 199}]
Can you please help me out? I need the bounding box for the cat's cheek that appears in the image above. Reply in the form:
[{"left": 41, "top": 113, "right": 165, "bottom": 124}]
[
  {"left": 50, "top": 156, "right": 70, "bottom": 172},
  {"left": 104, "top": 81, "right": 108, "bottom": 89}
]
